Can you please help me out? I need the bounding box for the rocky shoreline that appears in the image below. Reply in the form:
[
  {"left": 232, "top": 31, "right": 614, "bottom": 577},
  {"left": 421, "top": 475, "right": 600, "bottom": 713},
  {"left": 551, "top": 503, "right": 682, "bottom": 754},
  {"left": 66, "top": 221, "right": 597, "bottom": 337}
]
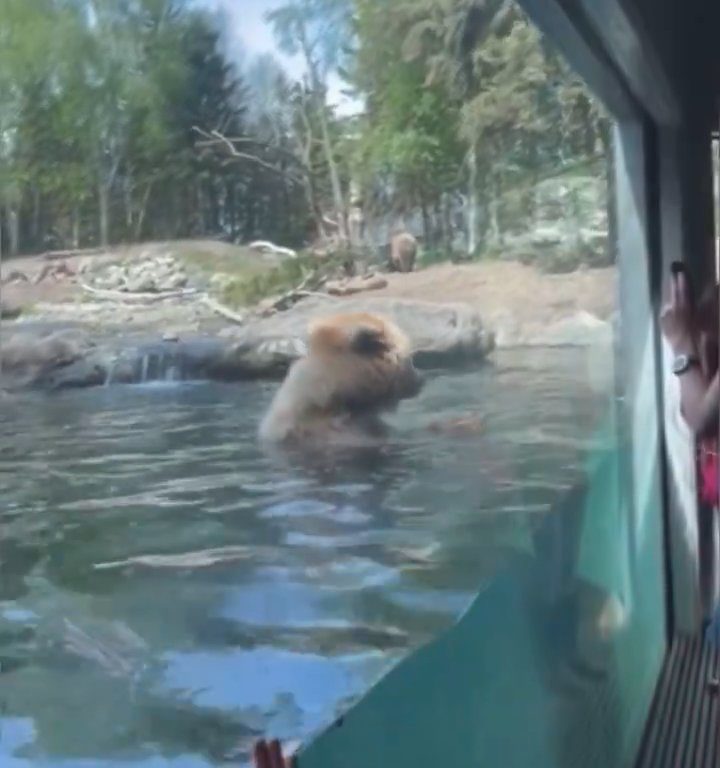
[
  {"left": 1, "top": 297, "right": 496, "bottom": 391},
  {"left": 1, "top": 299, "right": 614, "bottom": 393},
  {"left": 0, "top": 244, "right": 615, "bottom": 392}
]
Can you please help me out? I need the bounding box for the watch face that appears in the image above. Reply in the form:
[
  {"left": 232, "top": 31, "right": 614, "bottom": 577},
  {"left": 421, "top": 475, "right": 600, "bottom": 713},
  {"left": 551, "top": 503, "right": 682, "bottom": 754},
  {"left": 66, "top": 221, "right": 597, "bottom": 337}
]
[
  {"left": 672, "top": 354, "right": 689, "bottom": 374},
  {"left": 672, "top": 354, "right": 696, "bottom": 375}
]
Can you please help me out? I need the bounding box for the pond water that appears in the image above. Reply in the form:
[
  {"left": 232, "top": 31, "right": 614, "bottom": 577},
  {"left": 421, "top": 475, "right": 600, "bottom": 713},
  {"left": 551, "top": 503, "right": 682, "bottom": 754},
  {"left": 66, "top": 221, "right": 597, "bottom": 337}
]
[{"left": 0, "top": 349, "right": 608, "bottom": 767}]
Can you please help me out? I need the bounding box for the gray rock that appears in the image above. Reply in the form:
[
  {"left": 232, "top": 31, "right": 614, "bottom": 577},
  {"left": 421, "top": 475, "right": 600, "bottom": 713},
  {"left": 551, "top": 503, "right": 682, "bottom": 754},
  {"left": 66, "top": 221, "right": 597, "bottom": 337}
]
[
  {"left": 238, "top": 296, "right": 495, "bottom": 369},
  {"left": 2, "top": 298, "right": 495, "bottom": 391},
  {"left": 1, "top": 301, "right": 22, "bottom": 320},
  {"left": 527, "top": 311, "right": 612, "bottom": 348},
  {"left": 530, "top": 226, "right": 565, "bottom": 248},
  {"left": 488, "top": 172, "right": 611, "bottom": 270},
  {"left": 125, "top": 275, "right": 157, "bottom": 294},
  {"left": 166, "top": 272, "right": 188, "bottom": 290},
  {"left": 84, "top": 253, "right": 192, "bottom": 296},
  {"left": 1, "top": 329, "right": 96, "bottom": 389},
  {"left": 42, "top": 352, "right": 110, "bottom": 389}
]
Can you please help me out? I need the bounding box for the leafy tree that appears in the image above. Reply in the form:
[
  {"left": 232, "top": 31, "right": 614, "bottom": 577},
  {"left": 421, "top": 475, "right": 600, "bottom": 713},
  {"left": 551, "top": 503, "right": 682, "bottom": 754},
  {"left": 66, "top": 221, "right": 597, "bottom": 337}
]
[
  {"left": 0, "top": 0, "right": 313, "bottom": 254},
  {"left": 352, "top": 0, "right": 464, "bottom": 245},
  {"left": 266, "top": 0, "right": 354, "bottom": 242},
  {"left": 372, "top": 0, "right": 610, "bottom": 254}
]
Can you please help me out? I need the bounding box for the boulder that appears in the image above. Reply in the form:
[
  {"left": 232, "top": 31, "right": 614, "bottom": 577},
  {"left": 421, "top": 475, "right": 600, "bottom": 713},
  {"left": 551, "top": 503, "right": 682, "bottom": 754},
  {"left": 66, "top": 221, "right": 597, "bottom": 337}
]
[
  {"left": 527, "top": 311, "right": 612, "bottom": 347},
  {"left": 86, "top": 254, "right": 190, "bottom": 294},
  {"left": 2, "top": 270, "right": 29, "bottom": 285},
  {"left": 1, "top": 329, "right": 96, "bottom": 389},
  {"left": 166, "top": 271, "right": 188, "bottom": 290},
  {"left": 1, "top": 298, "right": 494, "bottom": 391},
  {"left": 486, "top": 309, "right": 613, "bottom": 349},
  {"left": 1, "top": 301, "right": 22, "bottom": 320},
  {"left": 234, "top": 296, "right": 495, "bottom": 369}
]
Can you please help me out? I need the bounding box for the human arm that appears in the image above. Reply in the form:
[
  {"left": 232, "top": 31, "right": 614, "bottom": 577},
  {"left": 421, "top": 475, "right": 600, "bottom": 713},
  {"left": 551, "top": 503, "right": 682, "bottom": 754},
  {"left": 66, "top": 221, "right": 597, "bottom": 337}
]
[
  {"left": 676, "top": 368, "right": 719, "bottom": 437},
  {"left": 660, "top": 270, "right": 719, "bottom": 437}
]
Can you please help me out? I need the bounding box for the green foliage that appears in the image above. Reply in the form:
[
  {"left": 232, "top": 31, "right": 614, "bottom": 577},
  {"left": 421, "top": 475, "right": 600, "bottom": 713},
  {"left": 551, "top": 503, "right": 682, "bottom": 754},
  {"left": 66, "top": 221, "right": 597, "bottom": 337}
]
[
  {"left": 0, "top": 0, "right": 612, "bottom": 273},
  {"left": 350, "top": 0, "right": 611, "bottom": 261},
  {"left": 0, "top": 0, "right": 313, "bottom": 255},
  {"left": 266, "top": 0, "right": 353, "bottom": 81},
  {"left": 418, "top": 247, "right": 453, "bottom": 268},
  {"left": 351, "top": 0, "right": 464, "bottom": 225},
  {"left": 221, "top": 252, "right": 347, "bottom": 307}
]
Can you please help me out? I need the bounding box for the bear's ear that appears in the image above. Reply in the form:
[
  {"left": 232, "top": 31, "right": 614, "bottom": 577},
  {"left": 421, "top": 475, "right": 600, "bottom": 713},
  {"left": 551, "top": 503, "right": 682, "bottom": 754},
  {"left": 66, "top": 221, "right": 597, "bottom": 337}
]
[{"left": 350, "top": 326, "right": 390, "bottom": 356}]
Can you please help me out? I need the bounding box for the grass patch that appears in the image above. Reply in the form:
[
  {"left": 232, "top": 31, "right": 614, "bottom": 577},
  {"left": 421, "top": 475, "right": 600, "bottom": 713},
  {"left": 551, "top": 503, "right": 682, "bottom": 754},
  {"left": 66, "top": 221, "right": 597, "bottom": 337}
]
[
  {"left": 176, "top": 243, "right": 273, "bottom": 281},
  {"left": 221, "top": 252, "right": 349, "bottom": 308},
  {"left": 418, "top": 248, "right": 453, "bottom": 268}
]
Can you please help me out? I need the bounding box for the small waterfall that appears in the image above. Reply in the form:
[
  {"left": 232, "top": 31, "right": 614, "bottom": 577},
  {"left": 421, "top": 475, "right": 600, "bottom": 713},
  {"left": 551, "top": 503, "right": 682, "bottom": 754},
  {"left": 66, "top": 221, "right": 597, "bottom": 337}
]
[
  {"left": 104, "top": 360, "right": 118, "bottom": 387},
  {"left": 100, "top": 338, "right": 227, "bottom": 387},
  {"left": 135, "top": 350, "right": 184, "bottom": 385},
  {"left": 100, "top": 346, "right": 188, "bottom": 387},
  {"left": 164, "top": 360, "right": 181, "bottom": 382},
  {"left": 140, "top": 354, "right": 150, "bottom": 383}
]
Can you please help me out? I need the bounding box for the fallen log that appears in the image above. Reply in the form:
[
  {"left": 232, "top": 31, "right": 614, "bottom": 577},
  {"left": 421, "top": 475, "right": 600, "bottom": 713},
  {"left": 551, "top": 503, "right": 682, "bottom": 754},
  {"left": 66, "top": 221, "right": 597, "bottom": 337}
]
[
  {"left": 80, "top": 282, "right": 199, "bottom": 303},
  {"left": 326, "top": 275, "right": 388, "bottom": 296},
  {"left": 43, "top": 247, "right": 106, "bottom": 261},
  {"left": 1, "top": 270, "right": 29, "bottom": 284},
  {"left": 253, "top": 272, "right": 337, "bottom": 316},
  {"left": 247, "top": 240, "right": 297, "bottom": 259},
  {"left": 200, "top": 295, "right": 247, "bottom": 325}
]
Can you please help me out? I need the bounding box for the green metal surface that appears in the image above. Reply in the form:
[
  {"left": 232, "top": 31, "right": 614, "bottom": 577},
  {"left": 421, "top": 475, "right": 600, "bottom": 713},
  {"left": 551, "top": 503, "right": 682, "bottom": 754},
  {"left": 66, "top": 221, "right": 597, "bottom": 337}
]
[{"left": 295, "top": 400, "right": 667, "bottom": 768}]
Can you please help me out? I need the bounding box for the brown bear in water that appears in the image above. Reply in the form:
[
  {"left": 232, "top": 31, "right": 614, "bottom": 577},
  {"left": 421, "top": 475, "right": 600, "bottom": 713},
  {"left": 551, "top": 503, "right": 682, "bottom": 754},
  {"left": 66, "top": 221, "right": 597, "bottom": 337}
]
[{"left": 258, "top": 312, "right": 423, "bottom": 447}]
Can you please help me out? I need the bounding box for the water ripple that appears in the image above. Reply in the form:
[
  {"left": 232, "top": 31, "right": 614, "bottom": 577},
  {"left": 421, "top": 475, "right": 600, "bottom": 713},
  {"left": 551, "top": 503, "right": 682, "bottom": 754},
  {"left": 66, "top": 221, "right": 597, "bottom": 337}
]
[{"left": 0, "top": 350, "right": 604, "bottom": 766}]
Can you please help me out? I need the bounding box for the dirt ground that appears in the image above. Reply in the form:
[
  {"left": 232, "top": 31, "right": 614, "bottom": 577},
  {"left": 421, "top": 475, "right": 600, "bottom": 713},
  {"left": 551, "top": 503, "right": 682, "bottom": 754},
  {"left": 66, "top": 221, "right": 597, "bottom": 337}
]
[
  {"left": 0, "top": 240, "right": 257, "bottom": 313},
  {"left": 367, "top": 261, "right": 616, "bottom": 325},
  {"left": 0, "top": 241, "right": 617, "bottom": 332}
]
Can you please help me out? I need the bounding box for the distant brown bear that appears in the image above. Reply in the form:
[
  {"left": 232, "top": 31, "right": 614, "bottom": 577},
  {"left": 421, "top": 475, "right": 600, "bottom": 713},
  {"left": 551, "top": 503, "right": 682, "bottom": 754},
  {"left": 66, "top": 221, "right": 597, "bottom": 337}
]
[
  {"left": 389, "top": 232, "right": 417, "bottom": 273},
  {"left": 258, "top": 312, "right": 423, "bottom": 447}
]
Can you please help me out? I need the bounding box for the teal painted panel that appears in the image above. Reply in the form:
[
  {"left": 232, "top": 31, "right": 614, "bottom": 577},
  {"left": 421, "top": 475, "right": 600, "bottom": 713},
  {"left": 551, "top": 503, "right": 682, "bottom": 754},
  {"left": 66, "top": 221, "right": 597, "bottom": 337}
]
[{"left": 295, "top": 413, "right": 667, "bottom": 768}]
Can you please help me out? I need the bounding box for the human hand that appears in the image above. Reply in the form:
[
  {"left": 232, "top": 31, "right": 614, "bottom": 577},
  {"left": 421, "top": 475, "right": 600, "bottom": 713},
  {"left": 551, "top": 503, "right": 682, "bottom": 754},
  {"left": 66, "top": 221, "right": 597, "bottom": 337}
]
[
  {"left": 660, "top": 269, "right": 697, "bottom": 354},
  {"left": 253, "top": 739, "right": 296, "bottom": 768}
]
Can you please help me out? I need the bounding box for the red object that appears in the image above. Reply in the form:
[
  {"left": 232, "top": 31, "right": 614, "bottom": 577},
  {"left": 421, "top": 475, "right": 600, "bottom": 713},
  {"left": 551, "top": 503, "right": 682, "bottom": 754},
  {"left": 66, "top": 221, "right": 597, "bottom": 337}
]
[
  {"left": 253, "top": 740, "right": 296, "bottom": 768},
  {"left": 699, "top": 439, "right": 719, "bottom": 508}
]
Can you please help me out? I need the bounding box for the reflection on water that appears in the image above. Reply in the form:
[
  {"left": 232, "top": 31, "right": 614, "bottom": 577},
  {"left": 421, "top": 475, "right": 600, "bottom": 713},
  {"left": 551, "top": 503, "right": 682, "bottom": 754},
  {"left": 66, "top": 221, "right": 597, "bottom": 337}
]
[{"left": 0, "top": 349, "right": 606, "bottom": 766}]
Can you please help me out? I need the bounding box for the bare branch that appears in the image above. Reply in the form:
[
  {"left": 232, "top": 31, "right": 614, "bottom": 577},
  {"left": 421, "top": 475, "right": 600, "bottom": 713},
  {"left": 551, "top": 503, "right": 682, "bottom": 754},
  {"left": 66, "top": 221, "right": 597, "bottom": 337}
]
[
  {"left": 80, "top": 283, "right": 199, "bottom": 303},
  {"left": 192, "top": 127, "right": 305, "bottom": 184},
  {"left": 216, "top": 136, "right": 307, "bottom": 166},
  {"left": 200, "top": 295, "right": 247, "bottom": 325}
]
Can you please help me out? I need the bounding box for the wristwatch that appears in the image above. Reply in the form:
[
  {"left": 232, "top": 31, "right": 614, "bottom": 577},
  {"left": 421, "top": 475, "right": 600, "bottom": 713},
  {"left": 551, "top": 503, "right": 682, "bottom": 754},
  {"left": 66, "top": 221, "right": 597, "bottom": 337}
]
[{"left": 672, "top": 353, "right": 700, "bottom": 375}]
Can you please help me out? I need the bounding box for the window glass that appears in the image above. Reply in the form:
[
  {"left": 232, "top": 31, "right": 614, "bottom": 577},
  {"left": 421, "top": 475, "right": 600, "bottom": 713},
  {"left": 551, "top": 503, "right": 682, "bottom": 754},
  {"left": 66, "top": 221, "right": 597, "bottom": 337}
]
[{"left": 0, "top": 1, "right": 665, "bottom": 767}]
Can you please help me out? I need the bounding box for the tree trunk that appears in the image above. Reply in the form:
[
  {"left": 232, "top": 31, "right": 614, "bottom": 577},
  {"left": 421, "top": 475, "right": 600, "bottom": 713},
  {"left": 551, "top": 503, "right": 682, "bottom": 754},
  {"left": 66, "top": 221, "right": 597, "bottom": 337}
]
[
  {"left": 442, "top": 193, "right": 452, "bottom": 252},
  {"left": 228, "top": 182, "right": 238, "bottom": 240},
  {"left": 32, "top": 187, "right": 41, "bottom": 249},
  {"left": 296, "top": 23, "right": 346, "bottom": 242},
  {"left": 195, "top": 183, "right": 204, "bottom": 236},
  {"left": 317, "top": 104, "right": 347, "bottom": 243},
  {"left": 72, "top": 207, "right": 80, "bottom": 249},
  {"left": 488, "top": 170, "right": 502, "bottom": 247},
  {"left": 420, "top": 195, "right": 431, "bottom": 246},
  {"left": 124, "top": 175, "right": 134, "bottom": 236},
  {"left": 296, "top": 89, "right": 326, "bottom": 242},
  {"left": 281, "top": 170, "right": 291, "bottom": 244},
  {"left": 134, "top": 183, "right": 153, "bottom": 241},
  {"left": 98, "top": 181, "right": 110, "bottom": 248},
  {"left": 433, "top": 201, "right": 443, "bottom": 249},
  {"left": 467, "top": 144, "right": 479, "bottom": 255},
  {"left": 0, "top": 216, "right": 3, "bottom": 390},
  {"left": 6, "top": 206, "right": 19, "bottom": 258}
]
